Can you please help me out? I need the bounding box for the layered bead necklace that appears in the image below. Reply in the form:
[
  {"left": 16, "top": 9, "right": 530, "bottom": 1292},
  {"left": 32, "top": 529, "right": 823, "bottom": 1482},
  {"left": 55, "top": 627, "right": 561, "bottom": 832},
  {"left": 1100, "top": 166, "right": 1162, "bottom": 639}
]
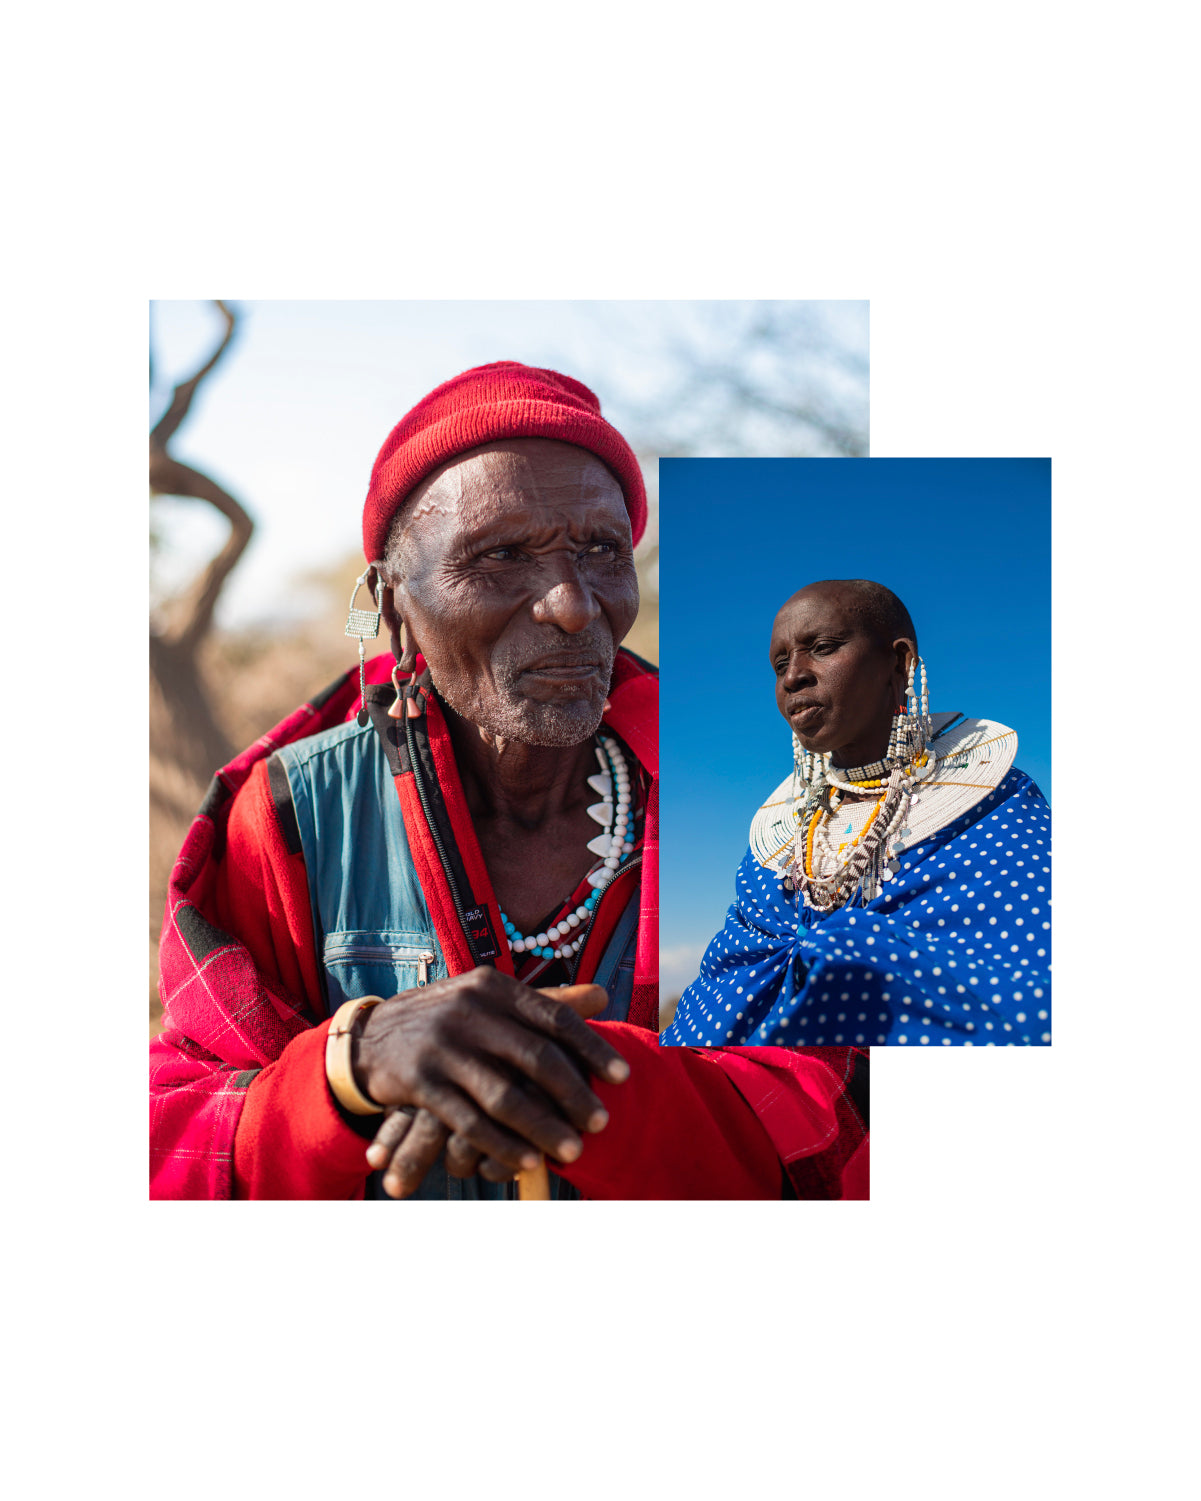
[
  {"left": 787, "top": 656, "right": 936, "bottom": 912},
  {"left": 500, "top": 733, "right": 636, "bottom": 962}
]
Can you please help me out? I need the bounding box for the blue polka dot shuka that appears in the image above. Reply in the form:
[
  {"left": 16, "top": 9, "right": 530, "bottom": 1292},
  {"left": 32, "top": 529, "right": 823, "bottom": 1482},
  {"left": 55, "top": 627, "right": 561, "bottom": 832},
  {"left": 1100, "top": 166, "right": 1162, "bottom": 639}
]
[{"left": 663, "top": 700, "right": 1051, "bottom": 1048}]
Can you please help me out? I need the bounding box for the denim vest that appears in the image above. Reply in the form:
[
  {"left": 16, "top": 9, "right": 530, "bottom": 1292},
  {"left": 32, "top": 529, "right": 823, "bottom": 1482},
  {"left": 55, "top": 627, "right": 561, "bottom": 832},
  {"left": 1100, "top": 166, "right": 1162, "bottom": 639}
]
[{"left": 275, "top": 715, "right": 636, "bottom": 1201}]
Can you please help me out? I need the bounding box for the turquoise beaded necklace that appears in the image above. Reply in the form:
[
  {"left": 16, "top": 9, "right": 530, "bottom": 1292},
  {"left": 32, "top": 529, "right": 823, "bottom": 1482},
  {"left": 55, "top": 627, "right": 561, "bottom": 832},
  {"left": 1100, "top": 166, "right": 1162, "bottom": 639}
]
[{"left": 499, "top": 733, "right": 635, "bottom": 963}]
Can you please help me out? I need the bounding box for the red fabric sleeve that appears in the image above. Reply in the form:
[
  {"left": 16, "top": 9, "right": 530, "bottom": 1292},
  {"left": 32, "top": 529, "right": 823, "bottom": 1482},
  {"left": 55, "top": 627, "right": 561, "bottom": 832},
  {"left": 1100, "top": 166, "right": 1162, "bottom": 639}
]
[
  {"left": 209, "top": 761, "right": 371, "bottom": 1199},
  {"left": 232, "top": 1023, "right": 373, "bottom": 1199},
  {"left": 550, "top": 1024, "right": 786, "bottom": 1199}
]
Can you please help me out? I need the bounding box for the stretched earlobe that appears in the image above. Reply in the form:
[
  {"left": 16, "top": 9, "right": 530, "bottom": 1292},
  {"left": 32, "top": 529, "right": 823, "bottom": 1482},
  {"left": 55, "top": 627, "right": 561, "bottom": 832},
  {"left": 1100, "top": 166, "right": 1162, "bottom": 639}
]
[
  {"left": 396, "top": 618, "right": 418, "bottom": 674},
  {"left": 377, "top": 570, "right": 415, "bottom": 673},
  {"left": 386, "top": 620, "right": 424, "bottom": 720}
]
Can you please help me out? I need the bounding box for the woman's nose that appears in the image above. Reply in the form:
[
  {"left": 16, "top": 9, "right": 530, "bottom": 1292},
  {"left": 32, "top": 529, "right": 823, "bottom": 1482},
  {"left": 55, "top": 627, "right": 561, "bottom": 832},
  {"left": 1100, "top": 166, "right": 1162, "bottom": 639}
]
[{"left": 781, "top": 652, "right": 812, "bottom": 690}]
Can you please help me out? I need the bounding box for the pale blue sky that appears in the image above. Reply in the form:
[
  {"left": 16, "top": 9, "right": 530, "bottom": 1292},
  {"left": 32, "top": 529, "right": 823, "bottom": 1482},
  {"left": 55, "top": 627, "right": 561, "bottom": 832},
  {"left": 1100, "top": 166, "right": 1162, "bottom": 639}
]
[{"left": 149, "top": 299, "right": 868, "bottom": 628}]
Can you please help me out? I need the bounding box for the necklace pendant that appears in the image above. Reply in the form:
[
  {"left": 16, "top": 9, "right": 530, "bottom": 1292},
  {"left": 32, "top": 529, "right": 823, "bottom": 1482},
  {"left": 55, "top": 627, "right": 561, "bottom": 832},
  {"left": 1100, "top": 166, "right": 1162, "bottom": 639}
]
[
  {"left": 586, "top": 832, "right": 612, "bottom": 858},
  {"left": 587, "top": 773, "right": 613, "bottom": 798},
  {"left": 587, "top": 801, "right": 614, "bottom": 827}
]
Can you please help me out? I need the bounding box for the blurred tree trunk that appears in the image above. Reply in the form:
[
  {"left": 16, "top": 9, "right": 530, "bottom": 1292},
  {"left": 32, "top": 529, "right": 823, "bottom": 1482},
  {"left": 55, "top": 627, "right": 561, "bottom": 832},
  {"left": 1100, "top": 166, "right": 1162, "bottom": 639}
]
[{"left": 149, "top": 301, "right": 252, "bottom": 1025}]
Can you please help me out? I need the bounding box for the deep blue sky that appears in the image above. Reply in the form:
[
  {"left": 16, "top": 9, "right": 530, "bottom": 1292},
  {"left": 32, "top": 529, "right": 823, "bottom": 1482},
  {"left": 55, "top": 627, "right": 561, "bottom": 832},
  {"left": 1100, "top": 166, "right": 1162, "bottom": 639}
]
[{"left": 658, "top": 457, "right": 1051, "bottom": 996}]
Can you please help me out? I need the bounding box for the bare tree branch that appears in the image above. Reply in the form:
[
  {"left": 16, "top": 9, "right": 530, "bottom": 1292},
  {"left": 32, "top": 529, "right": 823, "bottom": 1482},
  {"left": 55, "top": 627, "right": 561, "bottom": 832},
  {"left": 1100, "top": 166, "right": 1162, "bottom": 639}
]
[
  {"left": 149, "top": 453, "right": 253, "bottom": 651},
  {"left": 571, "top": 302, "right": 869, "bottom": 462},
  {"left": 150, "top": 299, "right": 237, "bottom": 450},
  {"left": 149, "top": 299, "right": 252, "bottom": 651}
]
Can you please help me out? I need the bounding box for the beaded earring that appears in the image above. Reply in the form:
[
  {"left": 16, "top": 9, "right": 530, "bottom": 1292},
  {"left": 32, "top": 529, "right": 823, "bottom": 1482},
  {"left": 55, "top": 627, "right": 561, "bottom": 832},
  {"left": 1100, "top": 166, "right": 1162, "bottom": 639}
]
[
  {"left": 886, "top": 704, "right": 903, "bottom": 761},
  {"left": 889, "top": 654, "right": 931, "bottom": 765},
  {"left": 344, "top": 567, "right": 384, "bottom": 727},
  {"left": 905, "top": 654, "right": 932, "bottom": 761},
  {"left": 791, "top": 735, "right": 832, "bottom": 835}
]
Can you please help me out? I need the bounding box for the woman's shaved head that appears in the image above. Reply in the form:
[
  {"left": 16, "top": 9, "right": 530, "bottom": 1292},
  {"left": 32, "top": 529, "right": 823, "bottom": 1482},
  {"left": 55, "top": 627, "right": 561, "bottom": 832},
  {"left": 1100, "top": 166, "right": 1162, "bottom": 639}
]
[{"left": 784, "top": 579, "right": 917, "bottom": 655}]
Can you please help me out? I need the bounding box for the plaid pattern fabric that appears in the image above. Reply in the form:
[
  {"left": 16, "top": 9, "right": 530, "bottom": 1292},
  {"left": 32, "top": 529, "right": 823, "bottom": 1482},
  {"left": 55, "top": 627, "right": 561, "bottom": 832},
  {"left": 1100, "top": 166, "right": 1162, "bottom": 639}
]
[
  {"left": 785, "top": 1046, "right": 869, "bottom": 1198},
  {"left": 704, "top": 1045, "right": 869, "bottom": 1199},
  {"left": 150, "top": 670, "right": 363, "bottom": 1199}
]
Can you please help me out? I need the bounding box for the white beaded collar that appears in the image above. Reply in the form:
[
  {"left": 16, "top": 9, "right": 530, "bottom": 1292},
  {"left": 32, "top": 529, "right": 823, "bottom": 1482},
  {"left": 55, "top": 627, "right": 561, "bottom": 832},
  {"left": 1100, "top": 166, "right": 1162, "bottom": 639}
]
[{"left": 749, "top": 713, "right": 1019, "bottom": 876}]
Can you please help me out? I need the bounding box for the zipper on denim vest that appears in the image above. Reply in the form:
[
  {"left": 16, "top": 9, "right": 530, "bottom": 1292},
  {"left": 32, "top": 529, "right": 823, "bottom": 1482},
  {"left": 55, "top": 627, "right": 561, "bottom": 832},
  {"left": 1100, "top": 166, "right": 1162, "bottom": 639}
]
[{"left": 323, "top": 941, "right": 435, "bottom": 986}]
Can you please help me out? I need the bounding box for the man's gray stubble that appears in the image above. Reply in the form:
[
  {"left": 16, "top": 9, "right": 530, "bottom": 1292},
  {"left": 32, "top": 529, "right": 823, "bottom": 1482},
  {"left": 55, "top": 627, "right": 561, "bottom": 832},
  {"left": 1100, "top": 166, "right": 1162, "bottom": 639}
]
[{"left": 435, "top": 623, "right": 615, "bottom": 748}]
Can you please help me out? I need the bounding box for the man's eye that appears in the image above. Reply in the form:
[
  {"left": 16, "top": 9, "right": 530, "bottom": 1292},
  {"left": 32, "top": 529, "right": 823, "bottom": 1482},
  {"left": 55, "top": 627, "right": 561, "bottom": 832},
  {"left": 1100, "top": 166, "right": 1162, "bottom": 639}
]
[
  {"left": 582, "top": 541, "right": 618, "bottom": 556},
  {"left": 480, "top": 546, "right": 520, "bottom": 561}
]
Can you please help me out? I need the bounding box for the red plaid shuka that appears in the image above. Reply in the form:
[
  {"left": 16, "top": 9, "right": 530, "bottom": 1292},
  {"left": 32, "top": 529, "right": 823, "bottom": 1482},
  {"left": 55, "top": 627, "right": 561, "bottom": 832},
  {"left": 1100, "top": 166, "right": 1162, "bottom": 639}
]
[{"left": 150, "top": 651, "right": 868, "bottom": 1199}]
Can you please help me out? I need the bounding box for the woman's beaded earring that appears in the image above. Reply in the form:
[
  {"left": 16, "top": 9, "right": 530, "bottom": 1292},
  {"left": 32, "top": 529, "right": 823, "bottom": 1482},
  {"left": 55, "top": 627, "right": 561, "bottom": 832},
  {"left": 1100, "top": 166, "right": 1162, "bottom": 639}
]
[
  {"left": 898, "top": 654, "right": 932, "bottom": 762},
  {"left": 886, "top": 707, "right": 901, "bottom": 762}
]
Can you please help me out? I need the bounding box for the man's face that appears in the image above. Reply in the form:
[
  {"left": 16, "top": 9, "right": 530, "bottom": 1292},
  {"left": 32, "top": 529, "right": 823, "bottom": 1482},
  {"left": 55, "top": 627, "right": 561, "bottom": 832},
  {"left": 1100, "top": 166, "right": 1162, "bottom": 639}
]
[
  {"left": 387, "top": 439, "right": 639, "bottom": 746},
  {"left": 769, "top": 585, "right": 910, "bottom": 766}
]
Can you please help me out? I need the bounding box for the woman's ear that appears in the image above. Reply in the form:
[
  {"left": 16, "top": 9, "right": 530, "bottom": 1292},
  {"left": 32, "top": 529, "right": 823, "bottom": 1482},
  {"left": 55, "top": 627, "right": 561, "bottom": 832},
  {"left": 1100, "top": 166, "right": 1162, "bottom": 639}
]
[{"left": 892, "top": 638, "right": 917, "bottom": 701}]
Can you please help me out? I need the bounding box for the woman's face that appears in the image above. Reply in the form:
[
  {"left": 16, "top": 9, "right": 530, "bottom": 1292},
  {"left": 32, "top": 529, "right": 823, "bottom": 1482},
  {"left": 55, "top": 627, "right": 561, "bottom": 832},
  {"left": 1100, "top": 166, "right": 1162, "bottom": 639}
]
[
  {"left": 770, "top": 585, "right": 914, "bottom": 767},
  {"left": 384, "top": 439, "right": 639, "bottom": 747}
]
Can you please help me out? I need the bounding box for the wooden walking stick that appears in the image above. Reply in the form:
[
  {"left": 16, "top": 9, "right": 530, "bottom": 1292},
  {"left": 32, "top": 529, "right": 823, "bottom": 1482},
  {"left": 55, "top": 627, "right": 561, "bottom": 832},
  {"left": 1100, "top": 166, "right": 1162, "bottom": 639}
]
[
  {"left": 516, "top": 1157, "right": 551, "bottom": 1200},
  {"left": 517, "top": 984, "right": 608, "bottom": 1200}
]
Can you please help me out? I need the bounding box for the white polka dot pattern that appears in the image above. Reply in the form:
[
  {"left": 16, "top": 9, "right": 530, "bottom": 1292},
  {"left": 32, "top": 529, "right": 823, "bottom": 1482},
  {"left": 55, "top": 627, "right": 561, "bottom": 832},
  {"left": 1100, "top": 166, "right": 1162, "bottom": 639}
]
[{"left": 661, "top": 768, "right": 1051, "bottom": 1048}]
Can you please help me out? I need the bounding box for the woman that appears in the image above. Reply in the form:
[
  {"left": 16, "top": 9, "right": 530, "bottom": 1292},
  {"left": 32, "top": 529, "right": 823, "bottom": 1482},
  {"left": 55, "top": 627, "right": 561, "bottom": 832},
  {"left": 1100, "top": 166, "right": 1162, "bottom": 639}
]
[{"left": 661, "top": 578, "right": 1051, "bottom": 1048}]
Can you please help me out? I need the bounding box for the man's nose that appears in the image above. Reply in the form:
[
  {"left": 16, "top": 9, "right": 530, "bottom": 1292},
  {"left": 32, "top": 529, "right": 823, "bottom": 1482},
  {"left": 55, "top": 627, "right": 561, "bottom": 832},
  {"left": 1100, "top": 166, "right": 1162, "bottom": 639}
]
[{"left": 530, "top": 563, "right": 601, "bottom": 634}]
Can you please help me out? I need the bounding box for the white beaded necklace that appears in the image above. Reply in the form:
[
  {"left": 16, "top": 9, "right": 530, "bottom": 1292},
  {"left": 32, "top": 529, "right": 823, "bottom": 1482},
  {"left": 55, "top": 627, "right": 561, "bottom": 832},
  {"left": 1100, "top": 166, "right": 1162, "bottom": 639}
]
[
  {"left": 501, "top": 734, "right": 635, "bottom": 963},
  {"left": 788, "top": 655, "right": 935, "bottom": 912}
]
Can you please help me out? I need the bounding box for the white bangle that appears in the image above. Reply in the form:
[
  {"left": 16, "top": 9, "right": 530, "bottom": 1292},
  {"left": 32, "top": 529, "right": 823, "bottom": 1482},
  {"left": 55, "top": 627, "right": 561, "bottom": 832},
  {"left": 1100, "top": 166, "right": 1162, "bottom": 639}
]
[{"left": 325, "top": 996, "right": 386, "bottom": 1115}]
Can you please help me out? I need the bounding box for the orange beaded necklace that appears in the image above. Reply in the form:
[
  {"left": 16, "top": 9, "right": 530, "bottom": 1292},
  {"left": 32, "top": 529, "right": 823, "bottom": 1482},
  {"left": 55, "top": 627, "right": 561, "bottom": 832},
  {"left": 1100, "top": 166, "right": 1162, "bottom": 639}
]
[{"left": 803, "top": 789, "right": 888, "bottom": 878}]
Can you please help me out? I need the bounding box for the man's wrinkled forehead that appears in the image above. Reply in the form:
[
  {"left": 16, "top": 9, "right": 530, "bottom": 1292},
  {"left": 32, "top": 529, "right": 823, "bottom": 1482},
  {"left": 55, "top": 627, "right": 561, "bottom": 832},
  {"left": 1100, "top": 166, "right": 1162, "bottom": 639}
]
[{"left": 404, "top": 440, "right": 624, "bottom": 535}]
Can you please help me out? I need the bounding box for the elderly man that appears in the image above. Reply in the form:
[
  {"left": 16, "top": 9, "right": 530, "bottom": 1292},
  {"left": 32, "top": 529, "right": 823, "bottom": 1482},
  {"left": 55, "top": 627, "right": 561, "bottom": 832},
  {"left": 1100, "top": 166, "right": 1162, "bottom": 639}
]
[{"left": 150, "top": 363, "right": 869, "bottom": 1199}]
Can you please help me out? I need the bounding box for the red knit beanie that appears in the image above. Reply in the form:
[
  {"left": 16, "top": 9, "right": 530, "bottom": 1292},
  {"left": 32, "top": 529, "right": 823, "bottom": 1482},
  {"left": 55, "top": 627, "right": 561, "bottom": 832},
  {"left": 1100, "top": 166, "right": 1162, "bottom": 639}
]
[{"left": 362, "top": 360, "right": 647, "bottom": 561}]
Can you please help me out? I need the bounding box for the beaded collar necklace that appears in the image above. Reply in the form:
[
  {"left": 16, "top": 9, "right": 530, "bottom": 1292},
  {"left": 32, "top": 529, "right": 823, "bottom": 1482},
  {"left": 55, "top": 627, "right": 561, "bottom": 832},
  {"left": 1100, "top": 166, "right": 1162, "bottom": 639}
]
[
  {"left": 500, "top": 733, "right": 635, "bottom": 963},
  {"left": 750, "top": 707, "right": 1019, "bottom": 902},
  {"left": 828, "top": 755, "right": 893, "bottom": 785}
]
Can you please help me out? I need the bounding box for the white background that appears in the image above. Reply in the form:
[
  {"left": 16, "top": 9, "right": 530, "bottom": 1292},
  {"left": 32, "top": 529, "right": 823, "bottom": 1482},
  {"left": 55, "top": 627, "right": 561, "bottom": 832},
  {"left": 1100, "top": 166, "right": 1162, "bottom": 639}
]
[{"left": 5, "top": 3, "right": 1191, "bottom": 1499}]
